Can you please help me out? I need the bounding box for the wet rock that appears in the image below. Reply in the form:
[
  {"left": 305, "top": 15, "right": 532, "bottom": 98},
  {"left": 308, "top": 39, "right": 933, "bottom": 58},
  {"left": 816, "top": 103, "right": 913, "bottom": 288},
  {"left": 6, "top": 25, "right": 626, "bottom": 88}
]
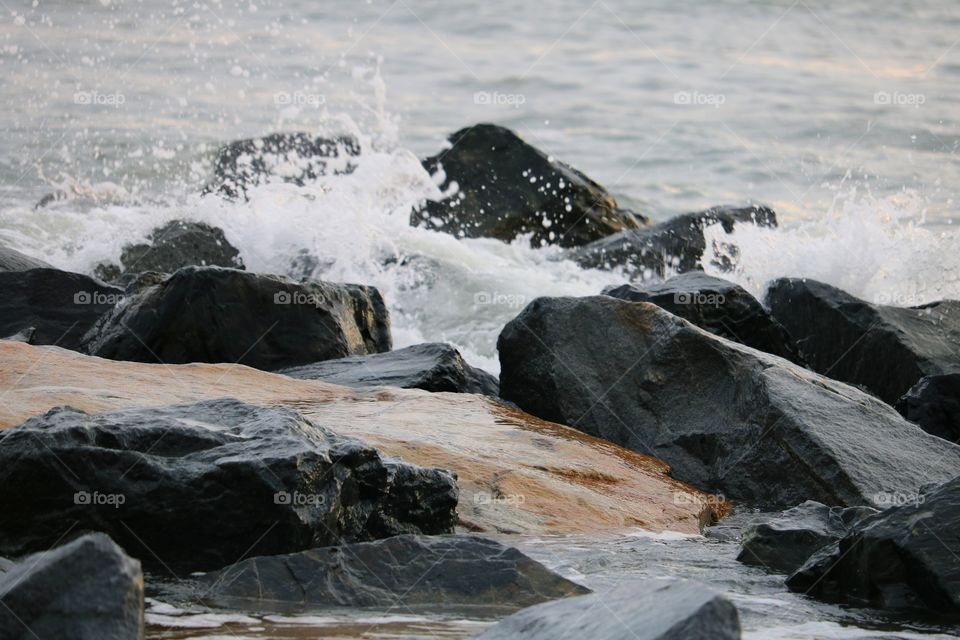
[
  {"left": 81, "top": 266, "right": 391, "bottom": 370},
  {"left": 279, "top": 342, "right": 499, "bottom": 395},
  {"left": 0, "top": 243, "right": 52, "bottom": 272},
  {"left": 570, "top": 205, "right": 776, "bottom": 279},
  {"left": 0, "top": 268, "right": 124, "bottom": 350},
  {"left": 414, "top": 124, "right": 648, "bottom": 248},
  {"left": 205, "top": 132, "right": 360, "bottom": 198},
  {"left": 766, "top": 278, "right": 960, "bottom": 405},
  {"left": 94, "top": 220, "right": 244, "bottom": 280},
  {"left": 184, "top": 534, "right": 587, "bottom": 613},
  {"left": 0, "top": 398, "right": 457, "bottom": 574},
  {"left": 498, "top": 296, "right": 960, "bottom": 508},
  {"left": 476, "top": 578, "right": 741, "bottom": 640},
  {"left": 0, "top": 532, "right": 144, "bottom": 640},
  {"left": 737, "top": 501, "right": 877, "bottom": 574},
  {"left": 895, "top": 374, "right": 960, "bottom": 442},
  {"left": 604, "top": 273, "right": 803, "bottom": 364},
  {"left": 787, "top": 475, "right": 960, "bottom": 613}
]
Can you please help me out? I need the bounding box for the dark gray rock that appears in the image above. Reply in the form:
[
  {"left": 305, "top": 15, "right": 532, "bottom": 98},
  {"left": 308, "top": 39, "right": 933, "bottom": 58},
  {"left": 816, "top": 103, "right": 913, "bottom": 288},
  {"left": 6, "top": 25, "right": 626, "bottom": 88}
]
[
  {"left": 279, "top": 342, "right": 498, "bottom": 395},
  {"left": 737, "top": 500, "right": 877, "bottom": 574},
  {"left": 81, "top": 266, "right": 391, "bottom": 370},
  {"left": 414, "top": 124, "right": 648, "bottom": 248},
  {"left": 787, "top": 475, "right": 960, "bottom": 613},
  {"left": 0, "top": 533, "right": 143, "bottom": 640},
  {"left": 604, "top": 273, "right": 803, "bottom": 364},
  {"left": 766, "top": 278, "right": 960, "bottom": 405},
  {"left": 570, "top": 205, "right": 776, "bottom": 279},
  {"left": 0, "top": 243, "right": 52, "bottom": 272},
  {"left": 0, "top": 268, "right": 124, "bottom": 350},
  {"left": 497, "top": 296, "right": 960, "bottom": 508},
  {"left": 186, "top": 534, "right": 587, "bottom": 613},
  {"left": 896, "top": 374, "right": 960, "bottom": 442},
  {"left": 0, "top": 399, "right": 458, "bottom": 574},
  {"left": 476, "top": 578, "right": 741, "bottom": 640},
  {"left": 205, "top": 132, "right": 360, "bottom": 199}
]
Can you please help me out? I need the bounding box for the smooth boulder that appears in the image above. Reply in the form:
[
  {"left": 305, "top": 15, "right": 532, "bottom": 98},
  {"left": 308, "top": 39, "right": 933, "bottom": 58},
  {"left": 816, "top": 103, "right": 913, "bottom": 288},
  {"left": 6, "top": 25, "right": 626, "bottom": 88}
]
[
  {"left": 766, "top": 278, "right": 960, "bottom": 404},
  {"left": 279, "top": 342, "right": 499, "bottom": 395},
  {"left": 0, "top": 398, "right": 457, "bottom": 573},
  {"left": 0, "top": 243, "right": 52, "bottom": 272},
  {"left": 0, "top": 533, "right": 143, "bottom": 640},
  {"left": 895, "top": 373, "right": 960, "bottom": 442},
  {"left": 0, "top": 268, "right": 124, "bottom": 350},
  {"left": 498, "top": 296, "right": 960, "bottom": 508},
  {"left": 476, "top": 578, "right": 741, "bottom": 640},
  {"left": 604, "top": 273, "right": 803, "bottom": 364},
  {"left": 788, "top": 476, "right": 960, "bottom": 613},
  {"left": 81, "top": 266, "right": 391, "bottom": 370},
  {"left": 414, "top": 124, "right": 648, "bottom": 248}
]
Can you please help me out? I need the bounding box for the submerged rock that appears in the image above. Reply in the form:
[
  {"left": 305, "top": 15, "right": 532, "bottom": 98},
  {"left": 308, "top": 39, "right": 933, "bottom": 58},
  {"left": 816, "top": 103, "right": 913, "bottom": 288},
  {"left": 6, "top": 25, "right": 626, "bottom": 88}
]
[
  {"left": 0, "top": 398, "right": 457, "bottom": 574},
  {"left": 570, "top": 205, "right": 776, "bottom": 278},
  {"left": 787, "top": 476, "right": 960, "bottom": 613},
  {"left": 0, "top": 243, "right": 52, "bottom": 272},
  {"left": 476, "top": 578, "right": 741, "bottom": 640},
  {"left": 0, "top": 268, "right": 124, "bottom": 350},
  {"left": 279, "top": 342, "right": 499, "bottom": 395},
  {"left": 895, "top": 373, "right": 960, "bottom": 442},
  {"left": 604, "top": 273, "right": 803, "bottom": 364},
  {"left": 766, "top": 278, "right": 960, "bottom": 404},
  {"left": 0, "top": 533, "right": 143, "bottom": 640},
  {"left": 81, "top": 266, "right": 391, "bottom": 370},
  {"left": 498, "top": 296, "right": 960, "bottom": 508},
  {"left": 414, "top": 124, "right": 648, "bottom": 248},
  {"left": 205, "top": 132, "right": 360, "bottom": 198},
  {"left": 737, "top": 501, "right": 877, "bottom": 574},
  {"left": 188, "top": 534, "right": 587, "bottom": 612}
]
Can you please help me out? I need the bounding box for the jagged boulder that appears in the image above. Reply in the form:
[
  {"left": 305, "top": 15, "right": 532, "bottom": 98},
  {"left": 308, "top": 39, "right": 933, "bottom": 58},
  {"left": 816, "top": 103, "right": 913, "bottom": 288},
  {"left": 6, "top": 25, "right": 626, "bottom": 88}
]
[{"left": 896, "top": 374, "right": 960, "bottom": 442}]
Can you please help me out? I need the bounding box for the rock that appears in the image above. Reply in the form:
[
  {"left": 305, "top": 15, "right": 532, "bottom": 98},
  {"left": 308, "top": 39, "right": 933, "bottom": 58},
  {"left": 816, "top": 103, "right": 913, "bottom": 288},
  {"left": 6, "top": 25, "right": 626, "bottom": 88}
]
[
  {"left": 476, "top": 578, "right": 741, "bottom": 640},
  {"left": 184, "top": 534, "right": 587, "bottom": 612},
  {"left": 787, "top": 475, "right": 960, "bottom": 613},
  {"left": 81, "top": 266, "right": 391, "bottom": 370},
  {"left": 570, "top": 205, "right": 777, "bottom": 279},
  {"left": 93, "top": 220, "right": 244, "bottom": 280},
  {"left": 0, "top": 268, "right": 124, "bottom": 350},
  {"left": 204, "top": 132, "right": 360, "bottom": 198},
  {"left": 497, "top": 296, "right": 960, "bottom": 508},
  {"left": 1, "top": 327, "right": 36, "bottom": 344},
  {"left": 604, "top": 273, "right": 803, "bottom": 364},
  {"left": 414, "top": 124, "right": 648, "bottom": 248},
  {"left": 737, "top": 501, "right": 877, "bottom": 574},
  {"left": 895, "top": 374, "right": 960, "bottom": 442},
  {"left": 0, "top": 341, "right": 721, "bottom": 537},
  {"left": 0, "top": 243, "right": 52, "bottom": 272},
  {"left": 0, "top": 532, "right": 144, "bottom": 640},
  {"left": 279, "top": 342, "right": 499, "bottom": 395},
  {"left": 766, "top": 278, "right": 960, "bottom": 405},
  {"left": 0, "top": 398, "right": 457, "bottom": 574}
]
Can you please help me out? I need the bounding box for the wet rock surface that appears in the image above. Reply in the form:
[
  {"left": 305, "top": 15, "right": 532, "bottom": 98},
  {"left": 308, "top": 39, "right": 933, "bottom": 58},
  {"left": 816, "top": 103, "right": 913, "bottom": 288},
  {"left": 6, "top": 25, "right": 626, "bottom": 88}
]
[
  {"left": 0, "top": 243, "right": 52, "bottom": 272},
  {"left": 895, "top": 373, "right": 960, "bottom": 442}
]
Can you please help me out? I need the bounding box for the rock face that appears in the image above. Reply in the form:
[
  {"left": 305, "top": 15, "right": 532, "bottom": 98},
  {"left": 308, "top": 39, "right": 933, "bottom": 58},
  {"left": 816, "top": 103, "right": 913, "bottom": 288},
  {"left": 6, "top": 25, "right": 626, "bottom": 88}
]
[
  {"left": 0, "top": 268, "right": 124, "bottom": 350},
  {"left": 766, "top": 278, "right": 960, "bottom": 404},
  {"left": 81, "top": 266, "right": 391, "bottom": 370},
  {"left": 0, "top": 398, "right": 457, "bottom": 574},
  {"left": 205, "top": 132, "right": 360, "bottom": 198},
  {"left": 414, "top": 124, "right": 648, "bottom": 248},
  {"left": 0, "top": 533, "right": 144, "bottom": 640},
  {"left": 787, "top": 476, "right": 960, "bottom": 613},
  {"left": 498, "top": 296, "right": 960, "bottom": 508},
  {"left": 895, "top": 374, "right": 960, "bottom": 442},
  {"left": 0, "top": 243, "right": 52, "bottom": 272},
  {"left": 94, "top": 220, "right": 244, "bottom": 280},
  {"left": 476, "top": 578, "right": 741, "bottom": 640},
  {"left": 280, "top": 342, "right": 499, "bottom": 395},
  {"left": 737, "top": 501, "right": 877, "bottom": 574},
  {"left": 570, "top": 205, "right": 776, "bottom": 279},
  {"left": 604, "top": 273, "right": 803, "bottom": 364},
  {"left": 191, "top": 534, "right": 587, "bottom": 612}
]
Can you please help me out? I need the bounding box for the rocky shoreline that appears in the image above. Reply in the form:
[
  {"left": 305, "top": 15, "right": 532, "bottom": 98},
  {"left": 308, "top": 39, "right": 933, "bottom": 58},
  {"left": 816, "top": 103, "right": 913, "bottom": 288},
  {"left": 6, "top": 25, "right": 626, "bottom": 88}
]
[{"left": 3, "top": 124, "right": 960, "bottom": 639}]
